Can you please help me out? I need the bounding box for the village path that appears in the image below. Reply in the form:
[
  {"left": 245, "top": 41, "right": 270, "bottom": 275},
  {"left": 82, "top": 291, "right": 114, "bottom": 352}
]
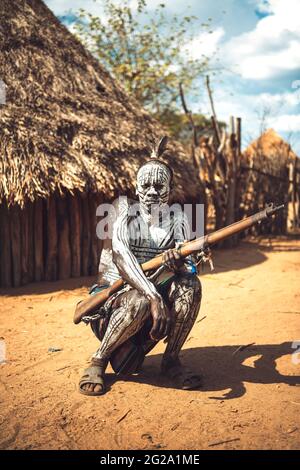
[{"left": 0, "top": 236, "right": 300, "bottom": 450}]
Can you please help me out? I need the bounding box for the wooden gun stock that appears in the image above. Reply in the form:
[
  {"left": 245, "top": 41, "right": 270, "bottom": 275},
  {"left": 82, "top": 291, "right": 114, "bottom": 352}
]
[{"left": 73, "top": 203, "right": 284, "bottom": 325}]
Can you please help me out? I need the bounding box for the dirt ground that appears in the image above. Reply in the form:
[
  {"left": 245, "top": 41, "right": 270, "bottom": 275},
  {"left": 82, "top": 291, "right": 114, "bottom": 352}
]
[{"left": 0, "top": 235, "right": 299, "bottom": 450}]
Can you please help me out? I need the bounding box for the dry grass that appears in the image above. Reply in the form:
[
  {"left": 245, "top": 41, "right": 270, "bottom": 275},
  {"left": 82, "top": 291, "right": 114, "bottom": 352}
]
[
  {"left": 243, "top": 129, "right": 298, "bottom": 176},
  {"left": 0, "top": 0, "right": 200, "bottom": 207}
]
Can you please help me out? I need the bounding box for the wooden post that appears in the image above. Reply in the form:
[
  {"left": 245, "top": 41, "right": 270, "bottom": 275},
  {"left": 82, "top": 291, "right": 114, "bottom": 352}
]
[
  {"left": 225, "top": 117, "right": 238, "bottom": 247},
  {"left": 0, "top": 203, "right": 12, "bottom": 287},
  {"left": 81, "top": 195, "right": 91, "bottom": 276},
  {"left": 89, "top": 193, "right": 99, "bottom": 276},
  {"left": 179, "top": 82, "right": 198, "bottom": 147},
  {"left": 229, "top": 116, "right": 235, "bottom": 137},
  {"left": 211, "top": 116, "right": 220, "bottom": 146},
  {"left": 296, "top": 165, "right": 300, "bottom": 228},
  {"left": 45, "top": 196, "right": 58, "bottom": 281},
  {"left": 28, "top": 202, "right": 35, "bottom": 283},
  {"left": 69, "top": 193, "right": 81, "bottom": 277},
  {"left": 34, "top": 199, "right": 44, "bottom": 282},
  {"left": 283, "top": 166, "right": 290, "bottom": 234},
  {"left": 10, "top": 204, "right": 21, "bottom": 287},
  {"left": 235, "top": 117, "right": 242, "bottom": 222},
  {"left": 20, "top": 205, "right": 30, "bottom": 285},
  {"left": 57, "top": 196, "right": 71, "bottom": 280},
  {"left": 206, "top": 75, "right": 221, "bottom": 144},
  {"left": 236, "top": 117, "right": 242, "bottom": 155}
]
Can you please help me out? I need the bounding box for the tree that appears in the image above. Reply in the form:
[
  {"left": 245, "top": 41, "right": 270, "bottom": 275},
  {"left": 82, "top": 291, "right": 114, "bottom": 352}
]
[
  {"left": 157, "top": 110, "right": 225, "bottom": 146},
  {"left": 74, "top": 0, "right": 215, "bottom": 120}
]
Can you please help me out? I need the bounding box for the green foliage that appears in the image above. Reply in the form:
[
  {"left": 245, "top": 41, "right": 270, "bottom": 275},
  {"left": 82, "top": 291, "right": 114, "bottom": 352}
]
[
  {"left": 157, "top": 110, "right": 226, "bottom": 145},
  {"left": 74, "top": 0, "right": 215, "bottom": 119}
]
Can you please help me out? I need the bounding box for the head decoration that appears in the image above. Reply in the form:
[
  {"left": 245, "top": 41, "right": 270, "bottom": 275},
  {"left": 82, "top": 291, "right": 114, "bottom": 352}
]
[
  {"left": 148, "top": 136, "right": 173, "bottom": 180},
  {"left": 136, "top": 136, "right": 173, "bottom": 209}
]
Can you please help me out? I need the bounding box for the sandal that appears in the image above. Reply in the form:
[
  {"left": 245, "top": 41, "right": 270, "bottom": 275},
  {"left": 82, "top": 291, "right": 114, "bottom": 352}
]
[
  {"left": 161, "top": 357, "right": 202, "bottom": 390},
  {"left": 79, "top": 364, "right": 106, "bottom": 396}
]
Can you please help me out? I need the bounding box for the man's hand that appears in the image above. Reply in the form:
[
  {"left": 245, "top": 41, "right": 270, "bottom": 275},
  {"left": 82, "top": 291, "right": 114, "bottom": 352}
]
[
  {"left": 149, "top": 294, "right": 173, "bottom": 341},
  {"left": 162, "top": 248, "right": 184, "bottom": 272}
]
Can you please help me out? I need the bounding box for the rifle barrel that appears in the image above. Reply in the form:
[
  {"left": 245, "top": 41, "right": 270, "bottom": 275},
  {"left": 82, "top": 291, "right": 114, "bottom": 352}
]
[{"left": 73, "top": 203, "right": 284, "bottom": 324}]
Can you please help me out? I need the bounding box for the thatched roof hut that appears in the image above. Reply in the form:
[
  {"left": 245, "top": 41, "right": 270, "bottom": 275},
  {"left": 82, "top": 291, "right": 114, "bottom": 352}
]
[
  {"left": 243, "top": 129, "right": 298, "bottom": 175},
  {"left": 0, "top": 0, "right": 201, "bottom": 288},
  {"left": 241, "top": 129, "right": 299, "bottom": 234}
]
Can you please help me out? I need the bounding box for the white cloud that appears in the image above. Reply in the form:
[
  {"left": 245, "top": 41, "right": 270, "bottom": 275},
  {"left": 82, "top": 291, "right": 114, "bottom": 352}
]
[
  {"left": 270, "top": 114, "right": 300, "bottom": 132},
  {"left": 45, "top": 0, "right": 300, "bottom": 153},
  {"left": 222, "top": 0, "right": 300, "bottom": 80},
  {"left": 197, "top": 87, "right": 299, "bottom": 120},
  {"left": 184, "top": 27, "right": 225, "bottom": 60},
  {"left": 191, "top": 84, "right": 300, "bottom": 149},
  {"left": 46, "top": 0, "right": 103, "bottom": 16},
  {"left": 252, "top": 0, "right": 273, "bottom": 14}
]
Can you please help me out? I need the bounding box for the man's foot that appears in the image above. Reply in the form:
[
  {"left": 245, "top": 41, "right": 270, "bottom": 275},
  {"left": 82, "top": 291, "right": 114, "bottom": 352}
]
[
  {"left": 79, "top": 359, "right": 107, "bottom": 396},
  {"left": 161, "top": 356, "right": 202, "bottom": 390}
]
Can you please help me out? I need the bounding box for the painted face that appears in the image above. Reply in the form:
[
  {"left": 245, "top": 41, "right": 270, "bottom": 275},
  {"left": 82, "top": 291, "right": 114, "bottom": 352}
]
[{"left": 136, "top": 161, "right": 172, "bottom": 210}]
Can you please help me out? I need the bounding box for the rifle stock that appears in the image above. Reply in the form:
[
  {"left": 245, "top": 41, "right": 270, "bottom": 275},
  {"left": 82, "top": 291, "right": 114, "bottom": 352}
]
[{"left": 73, "top": 203, "right": 284, "bottom": 325}]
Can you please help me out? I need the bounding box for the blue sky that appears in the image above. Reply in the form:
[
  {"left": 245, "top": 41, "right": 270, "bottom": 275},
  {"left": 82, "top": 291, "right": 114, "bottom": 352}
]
[{"left": 45, "top": 0, "right": 300, "bottom": 154}]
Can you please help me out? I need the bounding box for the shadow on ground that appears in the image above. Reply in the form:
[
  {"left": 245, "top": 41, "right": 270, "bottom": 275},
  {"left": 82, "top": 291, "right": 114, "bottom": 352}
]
[{"left": 105, "top": 342, "right": 300, "bottom": 400}]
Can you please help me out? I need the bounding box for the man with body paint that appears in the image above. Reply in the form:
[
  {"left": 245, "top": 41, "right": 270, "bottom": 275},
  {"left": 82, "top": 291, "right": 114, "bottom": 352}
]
[{"left": 79, "top": 137, "right": 203, "bottom": 395}]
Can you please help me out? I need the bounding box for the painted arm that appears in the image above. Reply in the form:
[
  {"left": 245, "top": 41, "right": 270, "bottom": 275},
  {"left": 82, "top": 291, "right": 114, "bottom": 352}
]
[
  {"left": 162, "top": 207, "right": 192, "bottom": 272},
  {"left": 112, "top": 199, "right": 159, "bottom": 300}
]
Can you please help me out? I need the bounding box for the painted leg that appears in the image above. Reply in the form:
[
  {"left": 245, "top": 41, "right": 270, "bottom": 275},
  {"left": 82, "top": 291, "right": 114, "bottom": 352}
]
[
  {"left": 79, "top": 289, "right": 151, "bottom": 395},
  {"left": 162, "top": 272, "right": 202, "bottom": 389}
]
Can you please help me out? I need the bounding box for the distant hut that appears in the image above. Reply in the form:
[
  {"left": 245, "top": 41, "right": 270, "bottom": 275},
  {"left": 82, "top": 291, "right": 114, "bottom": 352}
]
[
  {"left": 241, "top": 129, "right": 299, "bottom": 233},
  {"left": 0, "top": 0, "right": 201, "bottom": 288}
]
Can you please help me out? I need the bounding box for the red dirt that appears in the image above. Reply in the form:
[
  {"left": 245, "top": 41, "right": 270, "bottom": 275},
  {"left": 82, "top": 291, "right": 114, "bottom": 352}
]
[{"left": 0, "top": 236, "right": 299, "bottom": 450}]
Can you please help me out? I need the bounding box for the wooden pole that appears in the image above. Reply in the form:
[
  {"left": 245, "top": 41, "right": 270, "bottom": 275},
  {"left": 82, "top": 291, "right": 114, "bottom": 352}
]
[
  {"left": 69, "top": 193, "right": 81, "bottom": 277},
  {"left": 234, "top": 117, "right": 242, "bottom": 224},
  {"left": 0, "top": 203, "right": 12, "bottom": 287},
  {"left": 20, "top": 205, "right": 29, "bottom": 285},
  {"left": 179, "top": 82, "right": 198, "bottom": 147},
  {"left": 206, "top": 76, "right": 221, "bottom": 144},
  {"left": 236, "top": 117, "right": 242, "bottom": 155},
  {"left": 88, "top": 192, "right": 99, "bottom": 276},
  {"left": 10, "top": 204, "right": 21, "bottom": 287},
  {"left": 225, "top": 116, "right": 239, "bottom": 247},
  {"left": 81, "top": 195, "right": 91, "bottom": 276},
  {"left": 28, "top": 202, "right": 35, "bottom": 283},
  {"left": 211, "top": 117, "right": 221, "bottom": 146},
  {"left": 34, "top": 199, "right": 44, "bottom": 282},
  {"left": 57, "top": 196, "right": 71, "bottom": 280},
  {"left": 229, "top": 116, "right": 235, "bottom": 137},
  {"left": 45, "top": 196, "right": 58, "bottom": 281}
]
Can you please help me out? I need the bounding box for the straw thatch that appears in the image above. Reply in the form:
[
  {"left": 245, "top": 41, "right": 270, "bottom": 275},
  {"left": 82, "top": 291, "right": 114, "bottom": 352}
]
[
  {"left": 0, "top": 0, "right": 200, "bottom": 208},
  {"left": 240, "top": 129, "right": 299, "bottom": 234},
  {"left": 243, "top": 129, "right": 297, "bottom": 175},
  {"left": 0, "top": 0, "right": 204, "bottom": 289}
]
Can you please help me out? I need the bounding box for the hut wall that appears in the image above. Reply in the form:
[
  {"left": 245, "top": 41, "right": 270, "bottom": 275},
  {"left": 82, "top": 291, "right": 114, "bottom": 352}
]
[
  {"left": 0, "top": 203, "right": 12, "bottom": 287},
  {"left": 238, "top": 164, "right": 290, "bottom": 236},
  {"left": 0, "top": 192, "right": 103, "bottom": 288}
]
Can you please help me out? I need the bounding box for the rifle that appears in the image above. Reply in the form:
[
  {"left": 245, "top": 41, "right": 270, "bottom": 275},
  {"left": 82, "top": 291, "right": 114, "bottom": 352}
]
[{"left": 73, "top": 202, "right": 284, "bottom": 325}]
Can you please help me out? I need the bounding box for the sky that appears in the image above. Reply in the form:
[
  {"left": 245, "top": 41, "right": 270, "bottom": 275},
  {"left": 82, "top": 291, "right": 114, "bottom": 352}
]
[{"left": 45, "top": 0, "right": 300, "bottom": 153}]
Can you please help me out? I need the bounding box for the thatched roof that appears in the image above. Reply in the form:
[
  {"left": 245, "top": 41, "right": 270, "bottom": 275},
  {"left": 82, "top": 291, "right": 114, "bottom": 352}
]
[
  {"left": 0, "top": 0, "right": 200, "bottom": 207},
  {"left": 243, "top": 129, "right": 298, "bottom": 176}
]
